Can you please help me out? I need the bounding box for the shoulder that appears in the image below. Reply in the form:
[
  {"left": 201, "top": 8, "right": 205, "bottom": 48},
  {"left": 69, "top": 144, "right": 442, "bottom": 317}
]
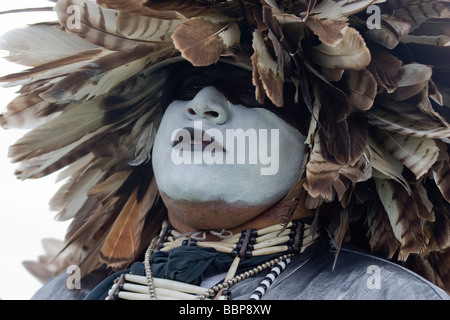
[
  {"left": 267, "top": 243, "right": 449, "bottom": 300},
  {"left": 30, "top": 266, "right": 112, "bottom": 300}
]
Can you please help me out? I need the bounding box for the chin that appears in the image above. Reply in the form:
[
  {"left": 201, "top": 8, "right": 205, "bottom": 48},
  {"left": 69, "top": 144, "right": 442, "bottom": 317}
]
[{"left": 160, "top": 192, "right": 273, "bottom": 231}]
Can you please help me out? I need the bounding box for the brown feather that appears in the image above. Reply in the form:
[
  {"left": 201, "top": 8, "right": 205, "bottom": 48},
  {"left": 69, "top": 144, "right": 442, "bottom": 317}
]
[
  {"left": 367, "top": 50, "right": 404, "bottom": 93},
  {"left": 366, "top": 15, "right": 411, "bottom": 50},
  {"left": 375, "top": 179, "right": 429, "bottom": 260},
  {"left": 428, "top": 248, "right": 450, "bottom": 294},
  {"left": 304, "top": 15, "right": 348, "bottom": 47},
  {"left": 305, "top": 132, "right": 341, "bottom": 198},
  {"left": 171, "top": 14, "right": 240, "bottom": 67},
  {"left": 251, "top": 29, "right": 284, "bottom": 107},
  {"left": 386, "top": 0, "right": 450, "bottom": 31},
  {"left": 0, "top": 48, "right": 106, "bottom": 85},
  {"left": 345, "top": 69, "right": 377, "bottom": 112},
  {"left": 366, "top": 199, "right": 400, "bottom": 259},
  {"left": 434, "top": 161, "right": 450, "bottom": 202},
  {"left": 100, "top": 178, "right": 158, "bottom": 268},
  {"left": 98, "top": 0, "right": 212, "bottom": 20},
  {"left": 55, "top": 0, "right": 143, "bottom": 50}
]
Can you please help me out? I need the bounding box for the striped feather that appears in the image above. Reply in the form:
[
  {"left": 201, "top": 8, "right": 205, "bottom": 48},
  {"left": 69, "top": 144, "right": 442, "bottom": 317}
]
[
  {"left": 0, "top": 48, "right": 109, "bottom": 88},
  {"left": 40, "top": 43, "right": 173, "bottom": 103},
  {"left": 55, "top": 0, "right": 141, "bottom": 50},
  {"left": 368, "top": 137, "right": 411, "bottom": 193},
  {"left": 387, "top": 0, "right": 450, "bottom": 31},
  {"left": 368, "top": 106, "right": 450, "bottom": 139},
  {"left": 116, "top": 12, "right": 181, "bottom": 42},
  {"left": 374, "top": 178, "right": 429, "bottom": 260},
  {"left": 99, "top": 0, "right": 213, "bottom": 19},
  {"left": 434, "top": 161, "right": 450, "bottom": 202},
  {"left": 305, "top": 132, "right": 341, "bottom": 198},
  {"left": 365, "top": 199, "right": 400, "bottom": 259},
  {"left": 381, "top": 131, "right": 440, "bottom": 179},
  {"left": 251, "top": 29, "right": 284, "bottom": 107}
]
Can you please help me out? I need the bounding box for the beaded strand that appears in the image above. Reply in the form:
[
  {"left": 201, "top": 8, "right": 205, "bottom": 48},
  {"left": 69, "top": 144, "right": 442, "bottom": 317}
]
[
  {"left": 196, "top": 254, "right": 294, "bottom": 300},
  {"left": 249, "top": 258, "right": 291, "bottom": 300}
]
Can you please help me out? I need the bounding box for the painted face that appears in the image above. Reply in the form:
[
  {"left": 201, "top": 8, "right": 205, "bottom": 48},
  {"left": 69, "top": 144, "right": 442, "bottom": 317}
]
[{"left": 152, "top": 64, "right": 306, "bottom": 209}]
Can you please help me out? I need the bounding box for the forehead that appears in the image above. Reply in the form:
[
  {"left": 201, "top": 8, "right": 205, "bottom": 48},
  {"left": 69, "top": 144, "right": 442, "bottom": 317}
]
[{"left": 166, "top": 61, "right": 252, "bottom": 84}]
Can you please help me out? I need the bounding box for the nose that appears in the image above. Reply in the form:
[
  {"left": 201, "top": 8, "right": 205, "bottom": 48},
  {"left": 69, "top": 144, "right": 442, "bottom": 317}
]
[{"left": 185, "top": 87, "right": 230, "bottom": 124}]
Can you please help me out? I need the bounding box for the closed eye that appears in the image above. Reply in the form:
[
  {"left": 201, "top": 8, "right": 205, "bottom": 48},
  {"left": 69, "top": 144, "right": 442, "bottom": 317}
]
[{"left": 177, "top": 75, "right": 209, "bottom": 100}]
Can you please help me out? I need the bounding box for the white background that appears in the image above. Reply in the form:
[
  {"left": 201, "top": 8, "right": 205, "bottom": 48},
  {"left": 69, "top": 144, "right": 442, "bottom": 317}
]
[{"left": 0, "top": 1, "right": 70, "bottom": 300}]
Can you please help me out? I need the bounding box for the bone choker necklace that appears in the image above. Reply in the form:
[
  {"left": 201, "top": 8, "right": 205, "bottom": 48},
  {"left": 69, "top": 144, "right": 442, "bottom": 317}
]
[{"left": 106, "top": 220, "right": 320, "bottom": 300}]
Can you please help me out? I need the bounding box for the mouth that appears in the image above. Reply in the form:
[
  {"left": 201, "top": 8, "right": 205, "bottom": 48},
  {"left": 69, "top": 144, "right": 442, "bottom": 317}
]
[{"left": 173, "top": 127, "right": 226, "bottom": 152}]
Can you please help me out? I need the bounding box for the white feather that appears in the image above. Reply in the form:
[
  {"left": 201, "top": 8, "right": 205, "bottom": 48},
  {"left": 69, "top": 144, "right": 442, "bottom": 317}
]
[{"left": 0, "top": 24, "right": 99, "bottom": 67}]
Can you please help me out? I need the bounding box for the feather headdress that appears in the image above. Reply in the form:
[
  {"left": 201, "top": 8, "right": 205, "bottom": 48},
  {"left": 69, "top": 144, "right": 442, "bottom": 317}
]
[{"left": 1, "top": 0, "right": 449, "bottom": 294}]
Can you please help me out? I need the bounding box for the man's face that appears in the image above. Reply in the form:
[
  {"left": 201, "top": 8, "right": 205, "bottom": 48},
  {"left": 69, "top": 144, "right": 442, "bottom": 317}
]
[{"left": 152, "top": 63, "right": 305, "bottom": 221}]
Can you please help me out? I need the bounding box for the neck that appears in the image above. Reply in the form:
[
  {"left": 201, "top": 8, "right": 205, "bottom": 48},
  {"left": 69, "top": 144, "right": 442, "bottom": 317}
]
[{"left": 167, "top": 199, "right": 315, "bottom": 241}]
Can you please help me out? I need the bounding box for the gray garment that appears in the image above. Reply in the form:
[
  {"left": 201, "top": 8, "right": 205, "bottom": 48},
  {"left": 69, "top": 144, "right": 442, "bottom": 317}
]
[
  {"left": 31, "top": 266, "right": 111, "bottom": 300},
  {"left": 229, "top": 240, "right": 449, "bottom": 300},
  {"left": 31, "top": 238, "right": 449, "bottom": 300}
]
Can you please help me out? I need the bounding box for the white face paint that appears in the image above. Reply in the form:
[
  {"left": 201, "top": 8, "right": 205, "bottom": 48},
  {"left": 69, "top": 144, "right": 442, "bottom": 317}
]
[{"left": 152, "top": 86, "right": 306, "bottom": 206}]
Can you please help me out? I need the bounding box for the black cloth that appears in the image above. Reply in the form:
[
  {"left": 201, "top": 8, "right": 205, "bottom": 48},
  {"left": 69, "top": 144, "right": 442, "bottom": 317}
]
[{"left": 150, "top": 246, "right": 287, "bottom": 285}]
